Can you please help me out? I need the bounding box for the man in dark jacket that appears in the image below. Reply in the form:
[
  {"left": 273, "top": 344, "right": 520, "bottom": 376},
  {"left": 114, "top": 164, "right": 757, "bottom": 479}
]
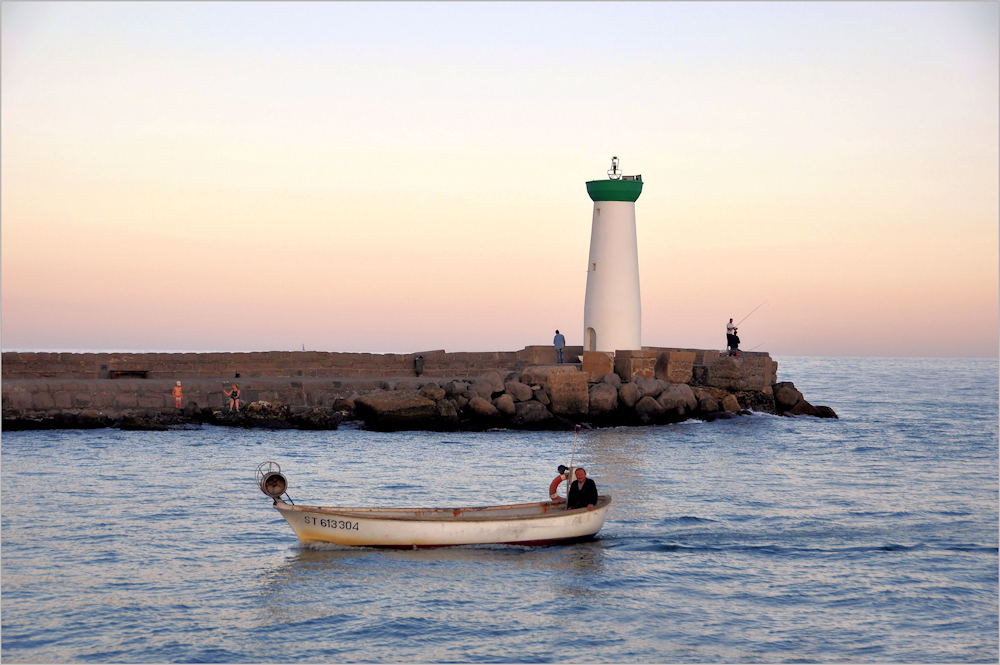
[{"left": 567, "top": 467, "right": 599, "bottom": 511}]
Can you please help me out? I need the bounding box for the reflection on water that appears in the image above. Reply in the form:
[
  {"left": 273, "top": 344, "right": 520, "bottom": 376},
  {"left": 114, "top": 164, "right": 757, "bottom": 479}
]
[{"left": 2, "top": 359, "right": 997, "bottom": 662}]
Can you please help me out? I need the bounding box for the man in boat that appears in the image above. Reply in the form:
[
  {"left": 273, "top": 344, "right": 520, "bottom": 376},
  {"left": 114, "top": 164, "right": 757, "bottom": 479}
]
[{"left": 567, "top": 467, "right": 598, "bottom": 511}]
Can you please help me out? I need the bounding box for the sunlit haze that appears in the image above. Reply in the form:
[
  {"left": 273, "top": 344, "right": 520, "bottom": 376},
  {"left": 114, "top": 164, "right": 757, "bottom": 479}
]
[{"left": 2, "top": 2, "right": 997, "bottom": 356}]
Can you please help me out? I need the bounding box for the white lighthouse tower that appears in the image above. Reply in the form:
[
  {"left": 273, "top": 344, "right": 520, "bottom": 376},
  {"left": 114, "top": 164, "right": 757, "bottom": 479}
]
[{"left": 583, "top": 157, "right": 643, "bottom": 353}]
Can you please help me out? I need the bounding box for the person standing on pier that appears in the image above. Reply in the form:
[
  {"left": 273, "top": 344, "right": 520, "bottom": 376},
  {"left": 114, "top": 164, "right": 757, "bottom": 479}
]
[
  {"left": 726, "top": 318, "right": 738, "bottom": 354},
  {"left": 172, "top": 381, "right": 183, "bottom": 408},
  {"left": 553, "top": 330, "right": 566, "bottom": 363}
]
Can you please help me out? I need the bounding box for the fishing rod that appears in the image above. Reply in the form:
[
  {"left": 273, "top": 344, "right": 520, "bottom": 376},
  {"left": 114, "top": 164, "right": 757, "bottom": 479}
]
[
  {"left": 748, "top": 342, "right": 765, "bottom": 351},
  {"left": 735, "top": 300, "right": 768, "bottom": 327}
]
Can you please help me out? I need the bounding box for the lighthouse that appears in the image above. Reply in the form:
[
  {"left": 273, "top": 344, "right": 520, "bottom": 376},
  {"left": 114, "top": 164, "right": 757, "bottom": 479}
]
[{"left": 583, "top": 157, "right": 643, "bottom": 353}]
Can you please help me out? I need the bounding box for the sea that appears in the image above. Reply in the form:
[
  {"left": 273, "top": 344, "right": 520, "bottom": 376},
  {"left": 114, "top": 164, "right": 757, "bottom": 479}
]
[{"left": 2, "top": 357, "right": 997, "bottom": 663}]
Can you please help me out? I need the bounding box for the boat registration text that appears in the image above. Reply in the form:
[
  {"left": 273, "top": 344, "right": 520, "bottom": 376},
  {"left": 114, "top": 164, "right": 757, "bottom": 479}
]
[{"left": 303, "top": 516, "right": 360, "bottom": 530}]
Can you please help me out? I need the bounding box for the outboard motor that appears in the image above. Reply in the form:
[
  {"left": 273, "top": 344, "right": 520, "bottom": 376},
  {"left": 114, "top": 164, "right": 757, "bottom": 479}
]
[{"left": 256, "top": 461, "right": 289, "bottom": 504}]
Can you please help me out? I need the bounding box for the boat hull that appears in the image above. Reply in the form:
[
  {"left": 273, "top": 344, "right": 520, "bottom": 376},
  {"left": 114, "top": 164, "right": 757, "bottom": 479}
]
[{"left": 273, "top": 496, "right": 612, "bottom": 548}]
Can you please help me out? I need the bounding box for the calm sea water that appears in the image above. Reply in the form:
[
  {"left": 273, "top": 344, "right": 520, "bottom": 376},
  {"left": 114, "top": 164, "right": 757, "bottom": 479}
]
[{"left": 2, "top": 357, "right": 997, "bottom": 663}]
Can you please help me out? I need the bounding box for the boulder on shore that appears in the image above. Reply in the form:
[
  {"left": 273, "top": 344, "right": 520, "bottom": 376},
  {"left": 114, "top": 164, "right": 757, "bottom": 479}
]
[
  {"left": 472, "top": 371, "right": 505, "bottom": 400},
  {"left": 634, "top": 396, "right": 666, "bottom": 424},
  {"left": 511, "top": 401, "right": 553, "bottom": 428},
  {"left": 588, "top": 383, "right": 618, "bottom": 415},
  {"left": 618, "top": 382, "right": 642, "bottom": 408},
  {"left": 355, "top": 390, "right": 437, "bottom": 431},
  {"left": 657, "top": 384, "right": 697, "bottom": 414},
  {"left": 504, "top": 381, "right": 534, "bottom": 402}
]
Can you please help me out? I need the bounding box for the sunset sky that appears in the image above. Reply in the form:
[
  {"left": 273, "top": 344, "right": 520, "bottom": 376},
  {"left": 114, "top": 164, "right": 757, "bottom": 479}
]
[{"left": 2, "top": 2, "right": 997, "bottom": 357}]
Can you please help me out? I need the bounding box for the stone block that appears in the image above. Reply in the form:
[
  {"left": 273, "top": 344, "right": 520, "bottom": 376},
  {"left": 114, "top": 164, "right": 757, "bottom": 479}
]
[
  {"left": 114, "top": 393, "right": 138, "bottom": 408},
  {"left": 520, "top": 364, "right": 580, "bottom": 386},
  {"left": 523, "top": 346, "right": 558, "bottom": 364},
  {"left": 655, "top": 350, "right": 696, "bottom": 384},
  {"left": 33, "top": 393, "right": 55, "bottom": 409},
  {"left": 614, "top": 349, "right": 657, "bottom": 382},
  {"left": 700, "top": 354, "right": 775, "bottom": 392},
  {"left": 138, "top": 393, "right": 166, "bottom": 408},
  {"left": 54, "top": 392, "right": 73, "bottom": 409},
  {"left": 582, "top": 351, "right": 614, "bottom": 382},
  {"left": 543, "top": 371, "right": 588, "bottom": 416},
  {"left": 6, "top": 390, "right": 33, "bottom": 409}
]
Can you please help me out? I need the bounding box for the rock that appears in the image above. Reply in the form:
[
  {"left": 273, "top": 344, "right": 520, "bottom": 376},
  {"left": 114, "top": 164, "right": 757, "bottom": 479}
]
[
  {"left": 588, "top": 383, "right": 618, "bottom": 415},
  {"left": 333, "top": 392, "right": 359, "bottom": 411},
  {"left": 243, "top": 401, "right": 294, "bottom": 429},
  {"left": 504, "top": 381, "right": 534, "bottom": 402},
  {"left": 455, "top": 394, "right": 469, "bottom": 409},
  {"left": 814, "top": 405, "right": 839, "bottom": 418},
  {"left": 773, "top": 382, "right": 804, "bottom": 413},
  {"left": 601, "top": 373, "right": 622, "bottom": 388},
  {"left": 467, "top": 396, "right": 499, "bottom": 417},
  {"left": 657, "top": 384, "right": 697, "bottom": 413},
  {"left": 443, "top": 381, "right": 468, "bottom": 398},
  {"left": 494, "top": 393, "right": 516, "bottom": 416},
  {"left": 691, "top": 387, "right": 718, "bottom": 412},
  {"left": 511, "top": 401, "right": 553, "bottom": 427},
  {"left": 76, "top": 409, "right": 108, "bottom": 428},
  {"left": 354, "top": 390, "right": 438, "bottom": 431},
  {"left": 118, "top": 412, "right": 168, "bottom": 431},
  {"left": 289, "top": 406, "right": 342, "bottom": 430},
  {"left": 619, "top": 382, "right": 641, "bottom": 408},
  {"left": 786, "top": 400, "right": 820, "bottom": 417},
  {"left": 635, "top": 376, "right": 664, "bottom": 398},
  {"left": 721, "top": 395, "right": 741, "bottom": 413},
  {"left": 394, "top": 381, "right": 418, "bottom": 392},
  {"left": 420, "top": 386, "right": 446, "bottom": 400},
  {"left": 543, "top": 371, "right": 589, "bottom": 416},
  {"left": 634, "top": 396, "right": 666, "bottom": 424},
  {"left": 472, "top": 371, "right": 505, "bottom": 400},
  {"left": 532, "top": 388, "right": 550, "bottom": 406},
  {"left": 435, "top": 399, "right": 460, "bottom": 426}
]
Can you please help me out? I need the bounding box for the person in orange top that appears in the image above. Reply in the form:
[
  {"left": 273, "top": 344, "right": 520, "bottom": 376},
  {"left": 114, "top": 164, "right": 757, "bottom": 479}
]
[{"left": 172, "top": 381, "right": 183, "bottom": 408}]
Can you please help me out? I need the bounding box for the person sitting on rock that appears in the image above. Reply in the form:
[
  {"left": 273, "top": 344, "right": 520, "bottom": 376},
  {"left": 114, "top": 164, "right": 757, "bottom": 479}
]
[
  {"left": 224, "top": 383, "right": 241, "bottom": 412},
  {"left": 567, "top": 467, "right": 599, "bottom": 511}
]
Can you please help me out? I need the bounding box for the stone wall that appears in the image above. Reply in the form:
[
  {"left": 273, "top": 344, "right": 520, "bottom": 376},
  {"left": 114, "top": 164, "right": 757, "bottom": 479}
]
[
  {"left": 0, "top": 346, "right": 584, "bottom": 381},
  {"left": 2, "top": 347, "right": 780, "bottom": 423}
]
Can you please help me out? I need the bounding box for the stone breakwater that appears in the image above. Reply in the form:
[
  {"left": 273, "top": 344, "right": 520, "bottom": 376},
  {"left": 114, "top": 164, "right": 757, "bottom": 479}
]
[{"left": 1, "top": 348, "right": 836, "bottom": 431}]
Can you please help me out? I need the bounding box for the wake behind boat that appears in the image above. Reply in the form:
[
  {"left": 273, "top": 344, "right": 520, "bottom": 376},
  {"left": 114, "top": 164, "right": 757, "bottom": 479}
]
[{"left": 256, "top": 462, "right": 612, "bottom": 549}]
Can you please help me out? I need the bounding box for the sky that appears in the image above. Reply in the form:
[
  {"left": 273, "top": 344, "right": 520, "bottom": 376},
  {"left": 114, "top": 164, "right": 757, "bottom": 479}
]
[{"left": 2, "top": 2, "right": 997, "bottom": 357}]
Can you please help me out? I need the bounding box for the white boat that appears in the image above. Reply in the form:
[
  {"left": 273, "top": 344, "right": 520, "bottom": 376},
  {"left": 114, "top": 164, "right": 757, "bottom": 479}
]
[{"left": 256, "top": 462, "right": 612, "bottom": 549}]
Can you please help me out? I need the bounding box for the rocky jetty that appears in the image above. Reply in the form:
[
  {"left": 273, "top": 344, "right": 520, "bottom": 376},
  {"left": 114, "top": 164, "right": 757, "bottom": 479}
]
[
  {"left": 336, "top": 366, "right": 837, "bottom": 432},
  {"left": 1, "top": 351, "right": 837, "bottom": 431},
  {"left": 2, "top": 403, "right": 344, "bottom": 432}
]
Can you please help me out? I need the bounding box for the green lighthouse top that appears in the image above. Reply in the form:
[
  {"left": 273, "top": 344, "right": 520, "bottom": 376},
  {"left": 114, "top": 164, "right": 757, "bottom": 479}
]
[{"left": 586, "top": 156, "right": 643, "bottom": 202}]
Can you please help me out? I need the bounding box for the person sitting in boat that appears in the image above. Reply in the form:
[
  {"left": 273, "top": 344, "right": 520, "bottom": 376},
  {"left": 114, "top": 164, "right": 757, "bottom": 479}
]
[{"left": 567, "top": 467, "right": 599, "bottom": 511}]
